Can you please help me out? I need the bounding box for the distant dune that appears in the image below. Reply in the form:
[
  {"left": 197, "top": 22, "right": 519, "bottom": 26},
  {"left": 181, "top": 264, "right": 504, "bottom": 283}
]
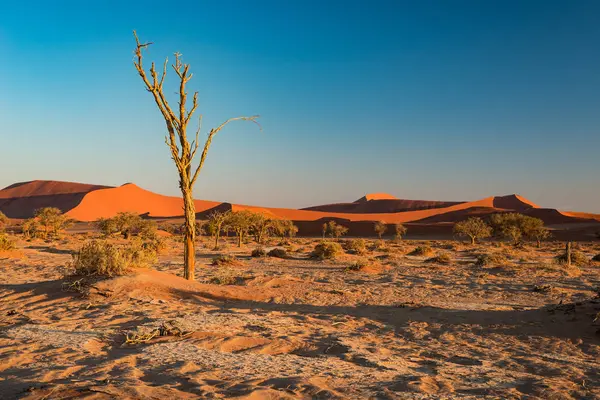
[{"left": 1, "top": 180, "right": 598, "bottom": 239}]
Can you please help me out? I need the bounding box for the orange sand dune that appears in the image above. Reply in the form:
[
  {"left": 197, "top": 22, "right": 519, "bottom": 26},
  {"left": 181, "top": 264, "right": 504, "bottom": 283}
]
[
  {"left": 2, "top": 180, "right": 597, "bottom": 232},
  {"left": 66, "top": 183, "right": 221, "bottom": 221},
  {"left": 560, "top": 210, "right": 600, "bottom": 222},
  {"left": 356, "top": 193, "right": 398, "bottom": 202}
]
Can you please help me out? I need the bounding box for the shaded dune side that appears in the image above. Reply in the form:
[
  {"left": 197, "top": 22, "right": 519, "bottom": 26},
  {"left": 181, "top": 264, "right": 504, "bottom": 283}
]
[
  {"left": 232, "top": 197, "right": 499, "bottom": 223},
  {"left": 0, "top": 193, "right": 90, "bottom": 219},
  {"left": 302, "top": 199, "right": 463, "bottom": 214},
  {"left": 66, "top": 184, "right": 221, "bottom": 221},
  {"left": 0, "top": 180, "right": 111, "bottom": 198},
  {"left": 492, "top": 194, "right": 539, "bottom": 210},
  {"left": 0, "top": 180, "right": 113, "bottom": 219}
]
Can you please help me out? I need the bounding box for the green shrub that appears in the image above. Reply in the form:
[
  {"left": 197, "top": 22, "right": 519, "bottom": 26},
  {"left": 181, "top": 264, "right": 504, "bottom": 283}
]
[
  {"left": 345, "top": 239, "right": 367, "bottom": 255},
  {"left": 251, "top": 247, "right": 267, "bottom": 257},
  {"left": 311, "top": 241, "right": 343, "bottom": 260},
  {"left": 70, "top": 240, "right": 156, "bottom": 277},
  {"left": 409, "top": 246, "right": 433, "bottom": 257},
  {"left": 267, "top": 248, "right": 287, "bottom": 258},
  {"left": 212, "top": 254, "right": 238, "bottom": 266},
  {"left": 426, "top": 253, "right": 452, "bottom": 265},
  {"left": 0, "top": 233, "right": 15, "bottom": 251}
]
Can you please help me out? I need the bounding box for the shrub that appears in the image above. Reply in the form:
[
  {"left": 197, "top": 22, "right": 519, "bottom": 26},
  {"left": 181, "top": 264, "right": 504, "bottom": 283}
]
[
  {"left": 475, "top": 253, "right": 508, "bottom": 267},
  {"left": 251, "top": 247, "right": 267, "bottom": 257},
  {"left": 409, "top": 246, "right": 433, "bottom": 257},
  {"left": 453, "top": 217, "right": 492, "bottom": 245},
  {"left": 426, "top": 253, "right": 452, "bottom": 265},
  {"left": 142, "top": 237, "right": 167, "bottom": 254},
  {"left": 346, "top": 259, "right": 369, "bottom": 272},
  {"left": 0, "top": 211, "right": 8, "bottom": 232},
  {"left": 311, "top": 241, "right": 343, "bottom": 260},
  {"left": 209, "top": 270, "right": 244, "bottom": 285},
  {"left": 0, "top": 233, "right": 15, "bottom": 251},
  {"left": 267, "top": 248, "right": 287, "bottom": 258},
  {"left": 345, "top": 239, "right": 367, "bottom": 255},
  {"left": 70, "top": 240, "right": 156, "bottom": 277},
  {"left": 211, "top": 254, "right": 238, "bottom": 266},
  {"left": 555, "top": 250, "right": 589, "bottom": 267}
]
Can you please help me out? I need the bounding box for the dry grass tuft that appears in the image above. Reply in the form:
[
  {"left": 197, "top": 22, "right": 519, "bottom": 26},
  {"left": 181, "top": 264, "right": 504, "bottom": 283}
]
[
  {"left": 475, "top": 253, "right": 509, "bottom": 267},
  {"left": 211, "top": 254, "right": 239, "bottom": 266},
  {"left": 426, "top": 253, "right": 452, "bottom": 265},
  {"left": 209, "top": 269, "right": 246, "bottom": 285},
  {"left": 70, "top": 240, "right": 156, "bottom": 277},
  {"left": 345, "top": 239, "right": 368, "bottom": 255},
  {"left": 251, "top": 247, "right": 267, "bottom": 258},
  {"left": 267, "top": 248, "right": 288, "bottom": 259},
  {"left": 409, "top": 245, "right": 434, "bottom": 257},
  {"left": 0, "top": 233, "right": 15, "bottom": 251},
  {"left": 311, "top": 241, "right": 343, "bottom": 260},
  {"left": 345, "top": 258, "right": 369, "bottom": 272},
  {"left": 555, "top": 250, "right": 589, "bottom": 267}
]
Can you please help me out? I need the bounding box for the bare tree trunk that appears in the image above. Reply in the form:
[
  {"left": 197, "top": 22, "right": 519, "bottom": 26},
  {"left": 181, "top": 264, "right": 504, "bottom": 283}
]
[
  {"left": 566, "top": 242, "right": 572, "bottom": 267},
  {"left": 214, "top": 231, "right": 220, "bottom": 250},
  {"left": 182, "top": 189, "right": 196, "bottom": 280},
  {"left": 471, "top": 236, "right": 475, "bottom": 245}
]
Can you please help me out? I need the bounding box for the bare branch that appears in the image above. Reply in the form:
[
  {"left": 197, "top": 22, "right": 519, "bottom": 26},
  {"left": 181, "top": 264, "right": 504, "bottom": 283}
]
[{"left": 191, "top": 115, "right": 261, "bottom": 185}]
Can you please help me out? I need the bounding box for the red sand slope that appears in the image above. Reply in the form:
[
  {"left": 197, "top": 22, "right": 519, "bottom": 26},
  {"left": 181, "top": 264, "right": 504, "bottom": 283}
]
[{"left": 66, "top": 183, "right": 221, "bottom": 221}]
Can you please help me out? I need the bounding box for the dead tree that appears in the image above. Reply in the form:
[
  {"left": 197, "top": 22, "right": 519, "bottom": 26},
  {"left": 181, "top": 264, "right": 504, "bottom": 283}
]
[{"left": 133, "top": 32, "right": 260, "bottom": 280}]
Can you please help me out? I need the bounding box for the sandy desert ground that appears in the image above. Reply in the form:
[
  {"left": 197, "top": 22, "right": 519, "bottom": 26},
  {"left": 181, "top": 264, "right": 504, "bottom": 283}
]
[{"left": 1, "top": 233, "right": 600, "bottom": 399}]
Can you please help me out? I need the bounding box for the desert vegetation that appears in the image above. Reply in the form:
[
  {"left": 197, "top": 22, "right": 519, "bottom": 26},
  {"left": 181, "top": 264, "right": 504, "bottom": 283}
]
[{"left": 0, "top": 220, "right": 599, "bottom": 399}]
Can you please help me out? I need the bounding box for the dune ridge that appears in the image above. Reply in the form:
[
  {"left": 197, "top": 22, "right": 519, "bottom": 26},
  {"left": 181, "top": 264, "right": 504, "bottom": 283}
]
[{"left": 1, "top": 181, "right": 599, "bottom": 231}]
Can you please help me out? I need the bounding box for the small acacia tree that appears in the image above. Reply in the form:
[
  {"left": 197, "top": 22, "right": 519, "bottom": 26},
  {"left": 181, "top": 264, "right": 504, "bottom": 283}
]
[
  {"left": 133, "top": 32, "right": 260, "bottom": 280},
  {"left": 453, "top": 217, "right": 492, "bottom": 245},
  {"left": 272, "top": 219, "right": 297, "bottom": 241},
  {"left": 394, "top": 223, "right": 407, "bottom": 240},
  {"left": 227, "top": 211, "right": 254, "bottom": 247},
  {"left": 250, "top": 213, "right": 273, "bottom": 244},
  {"left": 207, "top": 211, "right": 230, "bottom": 250},
  {"left": 374, "top": 221, "right": 387, "bottom": 240},
  {"left": 34, "top": 207, "right": 73, "bottom": 239}
]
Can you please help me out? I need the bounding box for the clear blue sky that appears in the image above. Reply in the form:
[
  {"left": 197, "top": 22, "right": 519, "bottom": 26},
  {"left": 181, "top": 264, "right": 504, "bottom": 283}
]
[{"left": 1, "top": 0, "right": 599, "bottom": 212}]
